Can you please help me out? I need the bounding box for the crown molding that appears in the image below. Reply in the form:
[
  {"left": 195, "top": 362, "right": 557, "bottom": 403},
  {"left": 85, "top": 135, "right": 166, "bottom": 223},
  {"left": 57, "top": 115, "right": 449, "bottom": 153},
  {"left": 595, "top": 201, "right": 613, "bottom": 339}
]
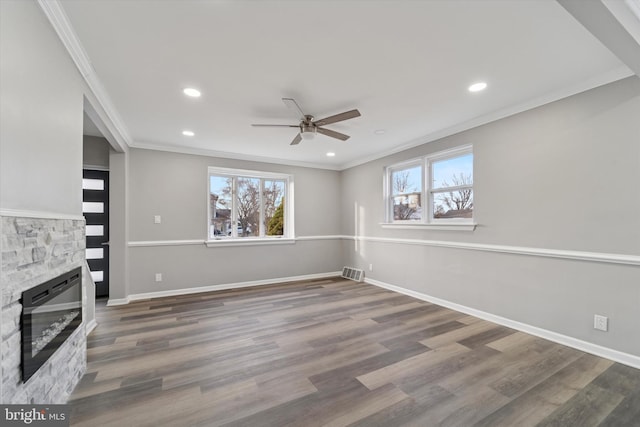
[
  {"left": 37, "top": 0, "right": 132, "bottom": 152},
  {"left": 129, "top": 140, "right": 342, "bottom": 171},
  {"left": 338, "top": 65, "right": 633, "bottom": 170}
]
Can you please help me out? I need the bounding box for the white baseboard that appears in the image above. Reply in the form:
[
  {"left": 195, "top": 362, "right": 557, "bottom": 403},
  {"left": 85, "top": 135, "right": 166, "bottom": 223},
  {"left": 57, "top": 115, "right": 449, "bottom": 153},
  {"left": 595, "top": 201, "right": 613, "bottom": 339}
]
[
  {"left": 366, "top": 277, "right": 640, "bottom": 370},
  {"left": 85, "top": 319, "right": 97, "bottom": 335},
  {"left": 106, "top": 271, "right": 341, "bottom": 306},
  {"left": 106, "top": 297, "right": 130, "bottom": 306}
]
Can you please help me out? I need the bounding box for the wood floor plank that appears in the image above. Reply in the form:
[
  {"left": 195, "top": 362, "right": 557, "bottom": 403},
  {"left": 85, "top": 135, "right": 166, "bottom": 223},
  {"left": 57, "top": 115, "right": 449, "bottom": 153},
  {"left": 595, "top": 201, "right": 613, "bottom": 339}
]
[
  {"left": 308, "top": 341, "right": 429, "bottom": 391},
  {"left": 419, "top": 318, "right": 498, "bottom": 348},
  {"left": 199, "top": 339, "right": 389, "bottom": 394},
  {"left": 214, "top": 379, "right": 371, "bottom": 427},
  {"left": 72, "top": 384, "right": 202, "bottom": 427},
  {"left": 69, "top": 278, "right": 640, "bottom": 426},
  {"left": 394, "top": 345, "right": 502, "bottom": 394},
  {"left": 430, "top": 385, "right": 512, "bottom": 427},
  {"left": 321, "top": 383, "right": 409, "bottom": 427},
  {"left": 349, "top": 301, "right": 424, "bottom": 320},
  {"left": 474, "top": 353, "right": 614, "bottom": 427},
  {"left": 349, "top": 384, "right": 454, "bottom": 427},
  {"left": 437, "top": 338, "right": 576, "bottom": 398},
  {"left": 357, "top": 342, "right": 470, "bottom": 390},
  {"left": 488, "top": 345, "right": 584, "bottom": 398},
  {"left": 486, "top": 330, "right": 537, "bottom": 352},
  {"left": 456, "top": 325, "right": 517, "bottom": 349},
  {"left": 380, "top": 320, "right": 467, "bottom": 350},
  {"left": 535, "top": 383, "right": 625, "bottom": 427},
  {"left": 598, "top": 387, "right": 640, "bottom": 427}
]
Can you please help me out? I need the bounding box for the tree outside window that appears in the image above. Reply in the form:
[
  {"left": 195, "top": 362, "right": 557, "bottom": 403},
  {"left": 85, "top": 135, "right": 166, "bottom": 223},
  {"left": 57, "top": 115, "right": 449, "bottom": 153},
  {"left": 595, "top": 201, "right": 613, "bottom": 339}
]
[
  {"left": 430, "top": 152, "right": 473, "bottom": 219},
  {"left": 390, "top": 164, "right": 422, "bottom": 221},
  {"left": 385, "top": 147, "right": 473, "bottom": 224},
  {"left": 209, "top": 169, "right": 289, "bottom": 239}
]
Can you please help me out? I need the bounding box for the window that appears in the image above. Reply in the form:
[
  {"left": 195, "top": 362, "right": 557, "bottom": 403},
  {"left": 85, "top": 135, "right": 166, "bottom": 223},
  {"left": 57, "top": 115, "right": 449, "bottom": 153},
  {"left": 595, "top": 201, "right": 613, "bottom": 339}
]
[
  {"left": 208, "top": 167, "right": 292, "bottom": 240},
  {"left": 385, "top": 146, "right": 473, "bottom": 226},
  {"left": 389, "top": 161, "right": 423, "bottom": 221},
  {"left": 430, "top": 150, "right": 473, "bottom": 220}
]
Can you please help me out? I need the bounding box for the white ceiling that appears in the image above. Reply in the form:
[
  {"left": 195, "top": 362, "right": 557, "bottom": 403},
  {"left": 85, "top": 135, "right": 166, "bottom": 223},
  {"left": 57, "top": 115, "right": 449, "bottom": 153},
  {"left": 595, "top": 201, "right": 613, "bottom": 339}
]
[{"left": 60, "top": 0, "right": 636, "bottom": 170}]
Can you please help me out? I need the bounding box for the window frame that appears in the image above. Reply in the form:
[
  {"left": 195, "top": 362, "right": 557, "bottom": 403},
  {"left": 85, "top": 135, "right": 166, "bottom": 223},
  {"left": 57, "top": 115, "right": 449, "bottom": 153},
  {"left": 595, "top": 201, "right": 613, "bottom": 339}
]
[
  {"left": 384, "top": 145, "right": 474, "bottom": 229},
  {"left": 207, "top": 166, "right": 294, "bottom": 243},
  {"left": 385, "top": 158, "right": 425, "bottom": 224}
]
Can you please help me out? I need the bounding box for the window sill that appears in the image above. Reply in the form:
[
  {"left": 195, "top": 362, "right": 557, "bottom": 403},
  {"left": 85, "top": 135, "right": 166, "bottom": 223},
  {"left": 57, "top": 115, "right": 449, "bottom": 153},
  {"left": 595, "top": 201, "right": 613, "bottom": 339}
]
[
  {"left": 205, "top": 238, "right": 296, "bottom": 248},
  {"left": 380, "top": 223, "right": 477, "bottom": 231}
]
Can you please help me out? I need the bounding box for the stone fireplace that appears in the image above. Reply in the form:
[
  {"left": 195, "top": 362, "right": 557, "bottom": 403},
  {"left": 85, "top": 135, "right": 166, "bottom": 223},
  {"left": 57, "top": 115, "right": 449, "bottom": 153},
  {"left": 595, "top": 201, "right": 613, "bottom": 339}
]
[{"left": 1, "top": 215, "right": 86, "bottom": 404}]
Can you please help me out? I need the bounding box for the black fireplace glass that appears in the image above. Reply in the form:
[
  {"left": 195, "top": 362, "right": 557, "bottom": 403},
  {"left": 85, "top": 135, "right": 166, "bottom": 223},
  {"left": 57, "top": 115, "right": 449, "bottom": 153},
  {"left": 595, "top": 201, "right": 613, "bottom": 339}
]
[{"left": 21, "top": 267, "right": 82, "bottom": 381}]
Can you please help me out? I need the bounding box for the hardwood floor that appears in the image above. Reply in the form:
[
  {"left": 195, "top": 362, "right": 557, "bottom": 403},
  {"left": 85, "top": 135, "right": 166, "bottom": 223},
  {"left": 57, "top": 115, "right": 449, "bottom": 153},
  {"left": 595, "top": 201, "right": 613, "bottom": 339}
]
[{"left": 69, "top": 278, "right": 640, "bottom": 426}]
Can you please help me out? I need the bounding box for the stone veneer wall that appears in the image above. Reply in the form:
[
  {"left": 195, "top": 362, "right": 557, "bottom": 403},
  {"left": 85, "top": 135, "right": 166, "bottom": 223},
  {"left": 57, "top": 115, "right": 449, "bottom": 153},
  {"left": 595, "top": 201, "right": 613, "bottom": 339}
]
[{"left": 1, "top": 216, "right": 86, "bottom": 403}]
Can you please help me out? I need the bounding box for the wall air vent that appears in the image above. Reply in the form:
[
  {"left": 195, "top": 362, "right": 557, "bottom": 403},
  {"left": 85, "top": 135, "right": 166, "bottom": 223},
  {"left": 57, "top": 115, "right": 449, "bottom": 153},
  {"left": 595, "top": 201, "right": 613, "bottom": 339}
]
[{"left": 341, "top": 266, "right": 364, "bottom": 282}]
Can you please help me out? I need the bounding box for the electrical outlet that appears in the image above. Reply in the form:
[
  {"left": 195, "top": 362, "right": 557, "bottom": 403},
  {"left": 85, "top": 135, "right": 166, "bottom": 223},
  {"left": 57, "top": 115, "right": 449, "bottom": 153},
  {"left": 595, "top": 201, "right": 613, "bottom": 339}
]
[
  {"left": 369, "top": 264, "right": 373, "bottom": 271},
  {"left": 154, "top": 215, "right": 161, "bottom": 224},
  {"left": 155, "top": 273, "right": 162, "bottom": 282},
  {"left": 594, "top": 314, "right": 608, "bottom": 331}
]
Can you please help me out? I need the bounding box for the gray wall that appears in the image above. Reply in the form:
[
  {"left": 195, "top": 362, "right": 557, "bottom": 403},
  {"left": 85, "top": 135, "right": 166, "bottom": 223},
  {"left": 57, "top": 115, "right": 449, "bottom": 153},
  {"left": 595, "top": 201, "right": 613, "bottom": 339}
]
[
  {"left": 0, "top": 0, "right": 84, "bottom": 215},
  {"left": 83, "top": 135, "right": 111, "bottom": 169},
  {"left": 0, "top": 0, "right": 87, "bottom": 403},
  {"left": 122, "top": 148, "right": 343, "bottom": 296},
  {"left": 109, "top": 151, "right": 129, "bottom": 300},
  {"left": 340, "top": 76, "right": 640, "bottom": 357}
]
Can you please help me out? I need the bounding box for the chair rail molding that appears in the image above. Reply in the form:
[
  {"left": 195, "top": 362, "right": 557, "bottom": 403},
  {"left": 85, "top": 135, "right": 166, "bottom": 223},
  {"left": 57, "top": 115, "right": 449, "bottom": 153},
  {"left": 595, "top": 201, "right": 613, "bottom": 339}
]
[{"left": 349, "top": 235, "right": 640, "bottom": 266}]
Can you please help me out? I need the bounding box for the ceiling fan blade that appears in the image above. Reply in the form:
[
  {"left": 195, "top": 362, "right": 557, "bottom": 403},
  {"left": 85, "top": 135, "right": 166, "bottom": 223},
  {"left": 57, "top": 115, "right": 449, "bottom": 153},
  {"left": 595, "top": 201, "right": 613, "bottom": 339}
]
[
  {"left": 251, "top": 124, "right": 299, "bottom": 127},
  {"left": 317, "top": 127, "right": 350, "bottom": 141},
  {"left": 314, "top": 109, "right": 361, "bottom": 126},
  {"left": 282, "top": 98, "right": 306, "bottom": 120},
  {"left": 290, "top": 133, "right": 303, "bottom": 145}
]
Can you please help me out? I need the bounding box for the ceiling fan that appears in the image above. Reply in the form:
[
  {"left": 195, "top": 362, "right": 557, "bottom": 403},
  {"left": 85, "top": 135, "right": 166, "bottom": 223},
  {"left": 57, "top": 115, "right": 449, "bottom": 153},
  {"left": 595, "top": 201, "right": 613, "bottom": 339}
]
[{"left": 252, "top": 98, "right": 361, "bottom": 145}]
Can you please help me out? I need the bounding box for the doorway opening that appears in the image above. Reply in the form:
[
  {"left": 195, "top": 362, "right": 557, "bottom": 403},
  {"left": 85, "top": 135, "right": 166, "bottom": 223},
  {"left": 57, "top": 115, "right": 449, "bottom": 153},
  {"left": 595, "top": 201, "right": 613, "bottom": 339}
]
[{"left": 83, "top": 169, "right": 109, "bottom": 298}]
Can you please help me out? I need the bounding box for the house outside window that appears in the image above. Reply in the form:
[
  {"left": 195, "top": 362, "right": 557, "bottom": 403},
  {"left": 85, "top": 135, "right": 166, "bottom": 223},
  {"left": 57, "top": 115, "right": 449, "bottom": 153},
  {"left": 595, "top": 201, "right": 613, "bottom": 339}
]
[
  {"left": 208, "top": 167, "right": 292, "bottom": 240},
  {"left": 385, "top": 145, "right": 473, "bottom": 225}
]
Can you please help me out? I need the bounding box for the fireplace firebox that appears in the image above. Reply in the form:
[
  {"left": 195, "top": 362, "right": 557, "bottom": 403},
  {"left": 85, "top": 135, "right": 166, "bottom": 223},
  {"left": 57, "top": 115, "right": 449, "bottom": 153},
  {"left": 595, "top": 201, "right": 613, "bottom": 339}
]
[{"left": 21, "top": 267, "right": 82, "bottom": 381}]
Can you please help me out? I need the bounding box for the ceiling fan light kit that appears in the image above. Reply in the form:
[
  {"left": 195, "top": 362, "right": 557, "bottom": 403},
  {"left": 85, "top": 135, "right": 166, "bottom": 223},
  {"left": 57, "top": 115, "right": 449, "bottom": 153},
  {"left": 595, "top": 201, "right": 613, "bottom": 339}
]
[
  {"left": 252, "top": 98, "right": 361, "bottom": 145},
  {"left": 301, "top": 123, "right": 316, "bottom": 140}
]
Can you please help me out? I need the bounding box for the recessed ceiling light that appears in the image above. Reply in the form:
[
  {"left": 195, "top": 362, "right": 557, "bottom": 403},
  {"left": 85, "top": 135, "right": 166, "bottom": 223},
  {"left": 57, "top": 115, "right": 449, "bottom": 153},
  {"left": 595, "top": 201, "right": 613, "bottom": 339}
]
[
  {"left": 182, "top": 130, "right": 195, "bottom": 136},
  {"left": 374, "top": 129, "right": 386, "bottom": 135},
  {"left": 183, "top": 88, "right": 201, "bottom": 98},
  {"left": 468, "top": 82, "right": 487, "bottom": 92},
  {"left": 326, "top": 152, "right": 336, "bottom": 157}
]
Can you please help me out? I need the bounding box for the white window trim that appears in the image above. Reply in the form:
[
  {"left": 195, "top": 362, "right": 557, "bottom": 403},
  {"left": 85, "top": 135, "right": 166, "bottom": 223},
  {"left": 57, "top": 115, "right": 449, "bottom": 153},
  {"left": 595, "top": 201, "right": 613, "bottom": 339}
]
[
  {"left": 383, "top": 145, "right": 476, "bottom": 230},
  {"left": 379, "top": 223, "right": 476, "bottom": 231},
  {"left": 206, "top": 166, "right": 294, "bottom": 244},
  {"left": 205, "top": 238, "right": 296, "bottom": 248}
]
